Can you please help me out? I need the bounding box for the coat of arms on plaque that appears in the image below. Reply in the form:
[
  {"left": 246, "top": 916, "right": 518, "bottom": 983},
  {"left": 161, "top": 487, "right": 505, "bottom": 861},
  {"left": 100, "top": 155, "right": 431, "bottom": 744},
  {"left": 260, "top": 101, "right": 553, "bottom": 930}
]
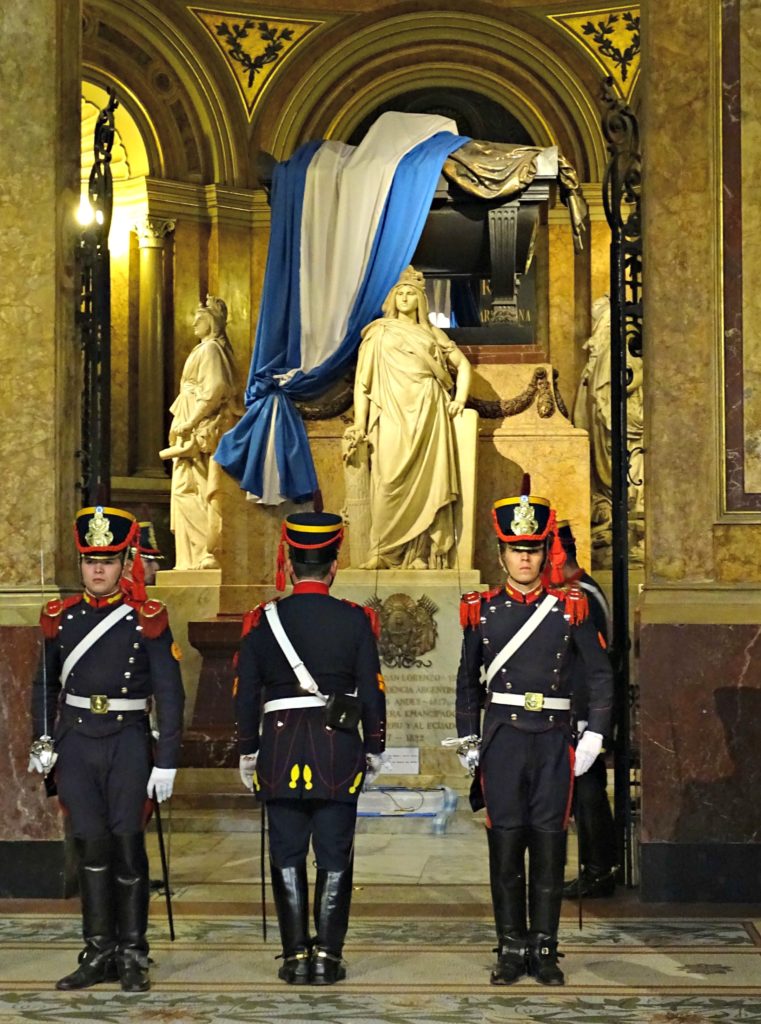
[{"left": 365, "top": 593, "right": 438, "bottom": 669}]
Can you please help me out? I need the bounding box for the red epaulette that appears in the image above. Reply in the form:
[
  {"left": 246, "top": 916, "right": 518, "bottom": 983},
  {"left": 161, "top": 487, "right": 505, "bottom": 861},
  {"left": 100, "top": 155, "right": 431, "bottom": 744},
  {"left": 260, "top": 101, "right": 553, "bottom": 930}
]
[
  {"left": 363, "top": 605, "right": 381, "bottom": 640},
  {"left": 40, "top": 595, "right": 82, "bottom": 639},
  {"left": 241, "top": 600, "right": 274, "bottom": 638},
  {"left": 137, "top": 598, "right": 169, "bottom": 639},
  {"left": 460, "top": 591, "right": 483, "bottom": 629},
  {"left": 548, "top": 583, "right": 589, "bottom": 625}
]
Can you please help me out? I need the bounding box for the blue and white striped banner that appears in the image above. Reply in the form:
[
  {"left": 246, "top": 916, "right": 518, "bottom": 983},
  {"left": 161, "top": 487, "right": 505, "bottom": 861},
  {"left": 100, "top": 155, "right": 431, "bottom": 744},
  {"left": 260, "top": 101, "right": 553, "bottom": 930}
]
[{"left": 214, "top": 112, "right": 469, "bottom": 503}]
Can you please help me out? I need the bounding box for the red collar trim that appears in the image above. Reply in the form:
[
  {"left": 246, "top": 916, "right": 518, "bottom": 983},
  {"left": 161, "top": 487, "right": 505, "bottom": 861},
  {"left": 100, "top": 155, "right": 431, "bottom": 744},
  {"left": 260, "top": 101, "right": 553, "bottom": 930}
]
[
  {"left": 292, "top": 581, "right": 330, "bottom": 595},
  {"left": 505, "top": 580, "right": 545, "bottom": 604},
  {"left": 83, "top": 591, "right": 124, "bottom": 609}
]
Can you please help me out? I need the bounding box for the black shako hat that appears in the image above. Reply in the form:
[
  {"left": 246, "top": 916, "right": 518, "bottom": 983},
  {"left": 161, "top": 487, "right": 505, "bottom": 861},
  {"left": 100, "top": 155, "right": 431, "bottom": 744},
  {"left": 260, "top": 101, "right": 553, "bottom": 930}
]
[
  {"left": 556, "top": 519, "right": 577, "bottom": 560},
  {"left": 276, "top": 511, "right": 344, "bottom": 590},
  {"left": 133, "top": 521, "right": 164, "bottom": 561},
  {"left": 74, "top": 506, "right": 138, "bottom": 558},
  {"left": 491, "top": 475, "right": 565, "bottom": 583}
]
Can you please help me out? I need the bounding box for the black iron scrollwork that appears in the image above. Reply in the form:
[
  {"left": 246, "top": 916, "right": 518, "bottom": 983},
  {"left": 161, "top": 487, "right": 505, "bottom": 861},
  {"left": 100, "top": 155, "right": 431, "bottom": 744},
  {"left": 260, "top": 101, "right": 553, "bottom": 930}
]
[
  {"left": 78, "top": 88, "right": 118, "bottom": 505},
  {"left": 600, "top": 76, "right": 642, "bottom": 890}
]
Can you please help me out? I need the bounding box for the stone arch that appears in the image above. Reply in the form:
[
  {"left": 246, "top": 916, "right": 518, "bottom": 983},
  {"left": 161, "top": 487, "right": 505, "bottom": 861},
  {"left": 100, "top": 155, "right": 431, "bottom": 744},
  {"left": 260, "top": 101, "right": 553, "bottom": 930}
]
[
  {"left": 254, "top": 6, "right": 608, "bottom": 180},
  {"left": 83, "top": 0, "right": 247, "bottom": 185}
]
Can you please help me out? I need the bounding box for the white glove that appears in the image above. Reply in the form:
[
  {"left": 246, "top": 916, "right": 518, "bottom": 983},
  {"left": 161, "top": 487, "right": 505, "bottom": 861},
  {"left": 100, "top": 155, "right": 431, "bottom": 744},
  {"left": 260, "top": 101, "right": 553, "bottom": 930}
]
[
  {"left": 576, "top": 719, "right": 588, "bottom": 737},
  {"left": 147, "top": 766, "right": 176, "bottom": 802},
  {"left": 458, "top": 747, "right": 480, "bottom": 776},
  {"left": 574, "top": 731, "right": 603, "bottom": 776},
  {"left": 364, "top": 753, "right": 384, "bottom": 786},
  {"left": 28, "top": 737, "right": 57, "bottom": 776},
  {"left": 239, "top": 753, "right": 258, "bottom": 791}
]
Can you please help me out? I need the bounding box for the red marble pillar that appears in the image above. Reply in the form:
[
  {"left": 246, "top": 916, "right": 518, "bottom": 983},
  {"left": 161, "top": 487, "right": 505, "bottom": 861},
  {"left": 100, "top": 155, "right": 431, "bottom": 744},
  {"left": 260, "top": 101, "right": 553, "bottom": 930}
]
[{"left": 0, "top": 628, "right": 75, "bottom": 897}]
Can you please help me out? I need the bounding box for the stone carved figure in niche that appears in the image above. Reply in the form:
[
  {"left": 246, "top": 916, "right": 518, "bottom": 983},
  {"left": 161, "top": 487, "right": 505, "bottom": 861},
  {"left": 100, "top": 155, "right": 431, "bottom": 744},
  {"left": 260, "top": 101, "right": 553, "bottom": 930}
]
[
  {"left": 344, "top": 266, "right": 472, "bottom": 569},
  {"left": 160, "top": 295, "right": 244, "bottom": 570},
  {"left": 573, "top": 295, "right": 644, "bottom": 566}
]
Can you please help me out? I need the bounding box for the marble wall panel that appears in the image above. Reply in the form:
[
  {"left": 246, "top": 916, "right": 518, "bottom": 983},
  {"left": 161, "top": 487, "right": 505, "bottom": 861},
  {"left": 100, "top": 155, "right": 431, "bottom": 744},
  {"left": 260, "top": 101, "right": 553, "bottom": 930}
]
[
  {"left": 740, "top": 1, "right": 761, "bottom": 492},
  {"left": 172, "top": 219, "right": 209, "bottom": 395},
  {"left": 589, "top": 217, "right": 611, "bottom": 308},
  {"left": 642, "top": 0, "right": 719, "bottom": 582},
  {"left": 208, "top": 219, "right": 254, "bottom": 376},
  {"left": 639, "top": 621, "right": 761, "bottom": 845},
  {"left": 547, "top": 223, "right": 576, "bottom": 402},
  {"left": 0, "top": 628, "right": 64, "bottom": 841},
  {"left": 110, "top": 244, "right": 132, "bottom": 475},
  {"left": 0, "top": 0, "right": 80, "bottom": 591}
]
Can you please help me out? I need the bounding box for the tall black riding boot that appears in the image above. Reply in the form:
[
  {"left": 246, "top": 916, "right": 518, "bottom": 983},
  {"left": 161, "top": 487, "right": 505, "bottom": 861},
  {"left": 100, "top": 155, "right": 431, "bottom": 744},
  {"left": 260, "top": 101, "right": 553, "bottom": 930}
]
[
  {"left": 57, "top": 836, "right": 117, "bottom": 990},
  {"left": 487, "top": 827, "right": 529, "bottom": 985},
  {"left": 112, "top": 832, "right": 151, "bottom": 992},
  {"left": 270, "top": 861, "right": 311, "bottom": 984},
  {"left": 527, "top": 829, "right": 567, "bottom": 986},
  {"left": 312, "top": 863, "right": 353, "bottom": 985}
]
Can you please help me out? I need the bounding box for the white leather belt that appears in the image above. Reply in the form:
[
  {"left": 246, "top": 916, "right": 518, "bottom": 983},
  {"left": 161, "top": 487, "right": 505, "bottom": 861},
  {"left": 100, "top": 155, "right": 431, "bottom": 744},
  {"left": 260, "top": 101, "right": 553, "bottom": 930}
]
[
  {"left": 490, "top": 692, "right": 571, "bottom": 712},
  {"left": 65, "top": 694, "right": 148, "bottom": 714},
  {"left": 264, "top": 696, "right": 325, "bottom": 714}
]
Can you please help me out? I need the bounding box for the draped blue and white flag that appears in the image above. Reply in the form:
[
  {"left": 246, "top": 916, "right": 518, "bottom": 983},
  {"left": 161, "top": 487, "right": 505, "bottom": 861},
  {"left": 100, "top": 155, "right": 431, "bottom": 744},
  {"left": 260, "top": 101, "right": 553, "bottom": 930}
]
[{"left": 214, "top": 112, "right": 470, "bottom": 503}]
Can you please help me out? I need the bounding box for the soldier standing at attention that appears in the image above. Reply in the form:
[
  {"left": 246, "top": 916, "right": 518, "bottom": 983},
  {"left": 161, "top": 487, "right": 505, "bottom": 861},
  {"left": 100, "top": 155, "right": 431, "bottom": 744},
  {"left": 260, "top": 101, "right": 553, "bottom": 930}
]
[
  {"left": 455, "top": 478, "right": 612, "bottom": 986},
  {"left": 235, "top": 511, "right": 386, "bottom": 985},
  {"left": 555, "top": 520, "right": 618, "bottom": 900},
  {"left": 29, "top": 506, "right": 185, "bottom": 992}
]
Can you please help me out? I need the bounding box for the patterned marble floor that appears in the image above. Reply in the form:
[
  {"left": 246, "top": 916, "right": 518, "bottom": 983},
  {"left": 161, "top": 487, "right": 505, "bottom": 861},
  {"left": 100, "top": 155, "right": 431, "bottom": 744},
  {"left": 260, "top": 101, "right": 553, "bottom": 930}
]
[{"left": 1, "top": 814, "right": 761, "bottom": 1022}]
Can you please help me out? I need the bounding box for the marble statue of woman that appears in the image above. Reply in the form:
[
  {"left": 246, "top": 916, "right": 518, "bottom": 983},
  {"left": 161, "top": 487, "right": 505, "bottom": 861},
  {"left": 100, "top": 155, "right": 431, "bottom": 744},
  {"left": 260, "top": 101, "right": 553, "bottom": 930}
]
[
  {"left": 160, "top": 295, "right": 244, "bottom": 570},
  {"left": 345, "top": 266, "right": 472, "bottom": 569}
]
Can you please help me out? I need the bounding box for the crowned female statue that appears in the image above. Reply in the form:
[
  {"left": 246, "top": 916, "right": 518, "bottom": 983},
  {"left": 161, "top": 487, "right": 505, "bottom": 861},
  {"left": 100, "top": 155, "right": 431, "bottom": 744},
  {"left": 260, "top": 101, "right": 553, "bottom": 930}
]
[
  {"left": 161, "top": 295, "right": 244, "bottom": 570},
  {"left": 344, "top": 267, "right": 472, "bottom": 569}
]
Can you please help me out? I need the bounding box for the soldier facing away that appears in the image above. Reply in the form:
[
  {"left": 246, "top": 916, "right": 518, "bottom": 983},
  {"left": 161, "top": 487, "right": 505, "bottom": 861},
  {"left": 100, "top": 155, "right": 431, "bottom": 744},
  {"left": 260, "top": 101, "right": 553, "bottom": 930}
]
[
  {"left": 454, "top": 478, "right": 613, "bottom": 986},
  {"left": 29, "top": 506, "right": 185, "bottom": 992},
  {"left": 235, "top": 511, "right": 386, "bottom": 985}
]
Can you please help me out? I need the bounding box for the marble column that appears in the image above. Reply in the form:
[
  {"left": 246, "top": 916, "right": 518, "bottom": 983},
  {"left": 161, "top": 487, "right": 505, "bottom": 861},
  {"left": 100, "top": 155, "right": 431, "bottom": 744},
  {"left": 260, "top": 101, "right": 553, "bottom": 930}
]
[
  {"left": 637, "top": 0, "right": 761, "bottom": 900},
  {"left": 0, "top": 0, "right": 81, "bottom": 894},
  {"left": 134, "top": 216, "right": 175, "bottom": 476}
]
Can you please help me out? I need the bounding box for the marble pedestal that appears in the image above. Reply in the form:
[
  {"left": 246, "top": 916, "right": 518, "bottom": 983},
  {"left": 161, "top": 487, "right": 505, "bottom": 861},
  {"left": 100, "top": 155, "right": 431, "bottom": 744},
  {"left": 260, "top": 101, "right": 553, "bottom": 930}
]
[
  {"left": 337, "top": 569, "right": 480, "bottom": 792},
  {"left": 152, "top": 570, "right": 224, "bottom": 762}
]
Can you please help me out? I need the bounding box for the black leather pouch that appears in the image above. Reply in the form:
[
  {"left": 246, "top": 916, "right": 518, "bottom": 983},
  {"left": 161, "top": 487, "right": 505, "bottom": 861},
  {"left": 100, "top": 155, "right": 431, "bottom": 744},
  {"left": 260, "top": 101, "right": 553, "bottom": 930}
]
[{"left": 324, "top": 692, "right": 362, "bottom": 731}]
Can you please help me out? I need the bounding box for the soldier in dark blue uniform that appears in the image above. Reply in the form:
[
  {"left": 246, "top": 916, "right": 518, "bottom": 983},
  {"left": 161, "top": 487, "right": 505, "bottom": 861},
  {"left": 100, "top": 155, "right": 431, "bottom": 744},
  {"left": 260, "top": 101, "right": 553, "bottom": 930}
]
[
  {"left": 555, "top": 521, "right": 618, "bottom": 900},
  {"left": 455, "top": 480, "right": 612, "bottom": 986},
  {"left": 235, "top": 512, "right": 386, "bottom": 985},
  {"left": 29, "top": 506, "right": 185, "bottom": 992}
]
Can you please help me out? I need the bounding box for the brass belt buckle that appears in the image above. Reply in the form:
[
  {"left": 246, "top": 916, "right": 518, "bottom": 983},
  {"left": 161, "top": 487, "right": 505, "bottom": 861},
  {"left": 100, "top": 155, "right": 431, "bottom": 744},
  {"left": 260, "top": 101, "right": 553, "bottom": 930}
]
[
  {"left": 523, "top": 692, "right": 544, "bottom": 712},
  {"left": 90, "top": 694, "right": 109, "bottom": 714}
]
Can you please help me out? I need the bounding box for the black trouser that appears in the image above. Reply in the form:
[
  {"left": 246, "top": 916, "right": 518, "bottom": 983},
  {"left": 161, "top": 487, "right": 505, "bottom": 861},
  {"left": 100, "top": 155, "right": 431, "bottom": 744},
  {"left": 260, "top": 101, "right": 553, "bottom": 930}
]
[
  {"left": 267, "top": 799, "right": 357, "bottom": 961},
  {"left": 482, "top": 726, "right": 571, "bottom": 943},
  {"left": 573, "top": 754, "right": 616, "bottom": 875},
  {"left": 266, "top": 799, "right": 357, "bottom": 870},
  {"left": 481, "top": 726, "right": 574, "bottom": 831},
  {"left": 56, "top": 725, "right": 152, "bottom": 838},
  {"left": 56, "top": 727, "right": 152, "bottom": 957}
]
